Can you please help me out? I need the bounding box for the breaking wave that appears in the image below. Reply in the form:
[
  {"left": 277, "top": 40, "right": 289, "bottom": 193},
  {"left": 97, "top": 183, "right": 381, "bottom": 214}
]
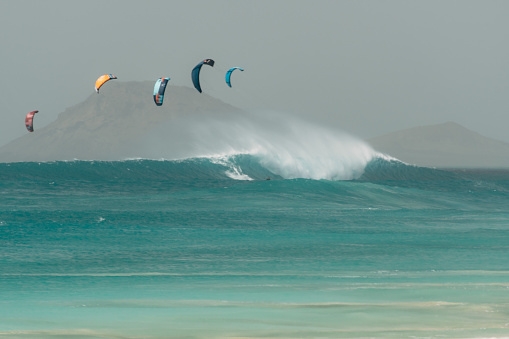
[{"left": 141, "top": 109, "right": 377, "bottom": 180}]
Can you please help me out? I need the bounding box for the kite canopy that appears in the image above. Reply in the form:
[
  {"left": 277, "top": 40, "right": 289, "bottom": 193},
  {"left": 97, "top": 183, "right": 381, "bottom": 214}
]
[
  {"left": 225, "top": 67, "right": 244, "bottom": 88},
  {"left": 25, "top": 110, "right": 38, "bottom": 132},
  {"left": 191, "top": 59, "right": 215, "bottom": 93},
  {"left": 153, "top": 77, "right": 170, "bottom": 106},
  {"left": 95, "top": 74, "right": 117, "bottom": 93}
]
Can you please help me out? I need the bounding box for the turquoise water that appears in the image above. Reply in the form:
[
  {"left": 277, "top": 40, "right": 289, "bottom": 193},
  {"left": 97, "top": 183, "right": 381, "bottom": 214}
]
[{"left": 1, "top": 157, "right": 509, "bottom": 338}]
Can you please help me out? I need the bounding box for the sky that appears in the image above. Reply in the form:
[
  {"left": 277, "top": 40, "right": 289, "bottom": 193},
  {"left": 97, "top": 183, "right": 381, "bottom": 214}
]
[{"left": 1, "top": 0, "right": 508, "bottom": 147}]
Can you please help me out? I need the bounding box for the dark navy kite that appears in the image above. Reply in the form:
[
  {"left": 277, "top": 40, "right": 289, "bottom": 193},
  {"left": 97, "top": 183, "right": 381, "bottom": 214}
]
[{"left": 191, "top": 59, "right": 215, "bottom": 93}]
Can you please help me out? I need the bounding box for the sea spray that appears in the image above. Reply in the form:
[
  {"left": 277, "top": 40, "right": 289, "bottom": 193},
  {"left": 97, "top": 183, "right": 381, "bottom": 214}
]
[
  {"left": 144, "top": 109, "right": 376, "bottom": 180},
  {"left": 250, "top": 119, "right": 375, "bottom": 180}
]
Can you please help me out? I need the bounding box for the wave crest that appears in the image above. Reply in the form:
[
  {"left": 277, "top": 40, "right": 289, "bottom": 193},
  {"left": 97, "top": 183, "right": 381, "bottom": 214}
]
[{"left": 144, "top": 110, "right": 377, "bottom": 180}]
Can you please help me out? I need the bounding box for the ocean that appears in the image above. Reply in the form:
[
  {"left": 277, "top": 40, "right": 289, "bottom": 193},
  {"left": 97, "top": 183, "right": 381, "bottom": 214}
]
[{"left": 1, "top": 154, "right": 509, "bottom": 338}]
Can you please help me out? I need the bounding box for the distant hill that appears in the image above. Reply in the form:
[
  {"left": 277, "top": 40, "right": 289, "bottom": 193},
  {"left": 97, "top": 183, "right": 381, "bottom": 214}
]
[
  {"left": 3, "top": 84, "right": 509, "bottom": 169},
  {"left": 0, "top": 81, "right": 241, "bottom": 162},
  {"left": 367, "top": 121, "right": 509, "bottom": 168}
]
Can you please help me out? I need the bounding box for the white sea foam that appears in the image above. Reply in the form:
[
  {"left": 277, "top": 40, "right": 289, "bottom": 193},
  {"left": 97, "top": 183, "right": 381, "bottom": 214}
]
[{"left": 210, "top": 156, "right": 253, "bottom": 180}]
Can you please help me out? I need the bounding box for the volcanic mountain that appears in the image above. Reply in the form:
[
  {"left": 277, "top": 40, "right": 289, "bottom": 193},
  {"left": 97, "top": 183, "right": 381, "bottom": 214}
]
[
  {"left": 367, "top": 121, "right": 509, "bottom": 168},
  {"left": 0, "top": 81, "right": 240, "bottom": 162}
]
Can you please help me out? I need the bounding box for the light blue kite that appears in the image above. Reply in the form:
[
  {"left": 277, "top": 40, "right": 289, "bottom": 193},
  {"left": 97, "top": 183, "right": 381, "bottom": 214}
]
[{"left": 225, "top": 67, "right": 244, "bottom": 88}]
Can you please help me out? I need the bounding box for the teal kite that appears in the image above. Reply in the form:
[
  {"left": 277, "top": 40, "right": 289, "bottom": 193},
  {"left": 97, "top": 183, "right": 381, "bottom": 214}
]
[{"left": 225, "top": 67, "right": 244, "bottom": 88}]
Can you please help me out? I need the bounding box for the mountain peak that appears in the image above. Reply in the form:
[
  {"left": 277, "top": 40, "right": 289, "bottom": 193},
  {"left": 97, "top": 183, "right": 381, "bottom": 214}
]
[
  {"left": 368, "top": 122, "right": 509, "bottom": 168},
  {"left": 0, "top": 81, "right": 241, "bottom": 163}
]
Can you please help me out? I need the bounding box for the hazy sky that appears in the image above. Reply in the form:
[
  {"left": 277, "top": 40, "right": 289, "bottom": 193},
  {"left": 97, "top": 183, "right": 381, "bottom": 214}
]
[{"left": 1, "top": 0, "right": 508, "bottom": 147}]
